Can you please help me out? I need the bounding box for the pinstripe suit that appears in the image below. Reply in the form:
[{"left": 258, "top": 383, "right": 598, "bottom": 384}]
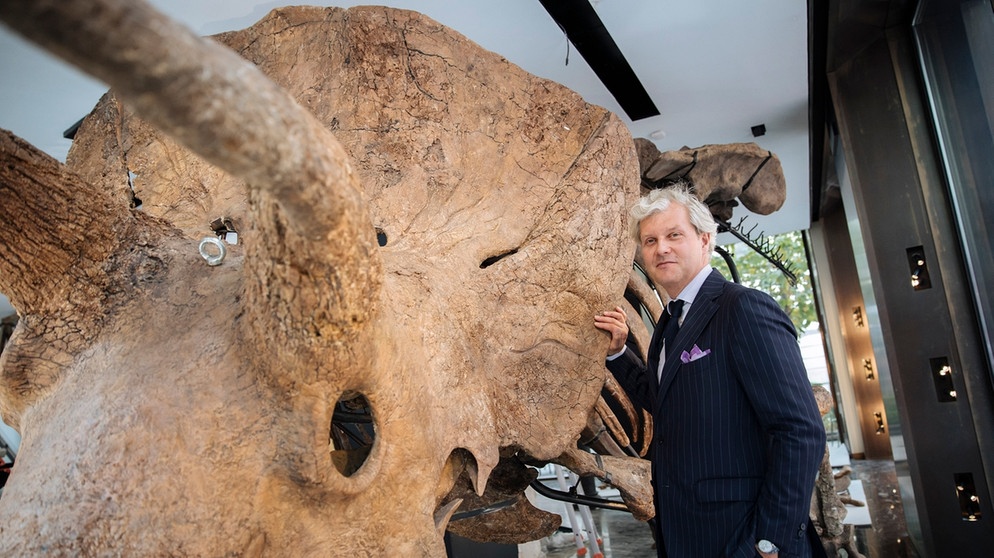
[{"left": 608, "top": 269, "right": 825, "bottom": 558}]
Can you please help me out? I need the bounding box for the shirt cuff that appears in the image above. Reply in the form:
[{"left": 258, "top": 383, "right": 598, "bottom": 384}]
[{"left": 606, "top": 346, "right": 627, "bottom": 361}]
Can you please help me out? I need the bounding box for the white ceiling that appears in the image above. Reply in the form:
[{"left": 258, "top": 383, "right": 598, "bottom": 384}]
[{"left": 0, "top": 0, "right": 810, "bottom": 246}]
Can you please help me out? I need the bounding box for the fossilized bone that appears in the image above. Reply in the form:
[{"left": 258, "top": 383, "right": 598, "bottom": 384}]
[
  {"left": 0, "top": 1, "right": 651, "bottom": 555},
  {"left": 634, "top": 137, "right": 787, "bottom": 220},
  {"left": 0, "top": 1, "right": 794, "bottom": 554},
  {"left": 809, "top": 385, "right": 866, "bottom": 558}
]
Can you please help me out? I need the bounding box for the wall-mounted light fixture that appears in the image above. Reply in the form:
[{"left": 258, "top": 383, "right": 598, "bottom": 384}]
[
  {"left": 929, "top": 356, "right": 958, "bottom": 402},
  {"left": 852, "top": 306, "right": 864, "bottom": 328},
  {"left": 955, "top": 473, "right": 982, "bottom": 521},
  {"left": 863, "top": 358, "right": 875, "bottom": 380},
  {"left": 874, "top": 411, "right": 886, "bottom": 434},
  {"left": 906, "top": 246, "right": 932, "bottom": 290}
]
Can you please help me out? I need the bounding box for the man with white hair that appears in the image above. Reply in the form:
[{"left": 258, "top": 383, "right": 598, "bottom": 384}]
[{"left": 595, "top": 185, "right": 825, "bottom": 558}]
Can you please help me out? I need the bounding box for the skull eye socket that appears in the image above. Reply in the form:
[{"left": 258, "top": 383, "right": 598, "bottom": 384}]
[{"left": 330, "top": 392, "right": 375, "bottom": 477}]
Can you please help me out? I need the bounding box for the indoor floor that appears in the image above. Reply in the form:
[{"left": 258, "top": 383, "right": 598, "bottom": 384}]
[{"left": 541, "top": 459, "right": 919, "bottom": 558}]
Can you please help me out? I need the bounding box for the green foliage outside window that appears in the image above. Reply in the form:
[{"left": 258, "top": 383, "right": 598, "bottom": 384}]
[{"left": 712, "top": 231, "right": 817, "bottom": 335}]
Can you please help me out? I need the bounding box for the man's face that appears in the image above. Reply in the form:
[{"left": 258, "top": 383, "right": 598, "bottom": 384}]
[{"left": 638, "top": 204, "right": 712, "bottom": 298}]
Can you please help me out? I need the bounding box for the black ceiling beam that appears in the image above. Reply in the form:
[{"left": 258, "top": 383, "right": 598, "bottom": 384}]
[{"left": 538, "top": 0, "right": 660, "bottom": 121}]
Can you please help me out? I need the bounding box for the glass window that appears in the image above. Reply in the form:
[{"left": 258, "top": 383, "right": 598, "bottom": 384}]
[{"left": 914, "top": 0, "right": 994, "bottom": 370}]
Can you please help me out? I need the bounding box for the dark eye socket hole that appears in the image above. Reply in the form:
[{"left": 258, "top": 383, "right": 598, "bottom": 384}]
[
  {"left": 330, "top": 392, "right": 375, "bottom": 477},
  {"left": 375, "top": 228, "right": 388, "bottom": 247}
]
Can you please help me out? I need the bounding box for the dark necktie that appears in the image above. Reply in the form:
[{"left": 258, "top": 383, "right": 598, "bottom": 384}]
[{"left": 660, "top": 299, "right": 685, "bottom": 359}]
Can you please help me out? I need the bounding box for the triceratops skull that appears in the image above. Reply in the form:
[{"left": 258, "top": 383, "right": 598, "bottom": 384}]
[{"left": 0, "top": 2, "right": 645, "bottom": 555}]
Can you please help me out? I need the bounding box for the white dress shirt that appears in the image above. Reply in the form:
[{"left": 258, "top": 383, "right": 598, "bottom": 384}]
[
  {"left": 655, "top": 264, "right": 713, "bottom": 380},
  {"left": 607, "top": 264, "right": 714, "bottom": 381}
]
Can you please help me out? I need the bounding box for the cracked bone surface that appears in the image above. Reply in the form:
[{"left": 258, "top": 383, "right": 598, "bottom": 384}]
[{"left": 0, "top": 1, "right": 642, "bottom": 555}]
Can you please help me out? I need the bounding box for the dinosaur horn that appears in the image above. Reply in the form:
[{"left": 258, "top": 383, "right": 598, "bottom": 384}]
[{"left": 0, "top": 0, "right": 364, "bottom": 241}]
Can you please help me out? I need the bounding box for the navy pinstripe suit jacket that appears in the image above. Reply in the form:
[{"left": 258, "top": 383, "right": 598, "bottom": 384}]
[{"left": 608, "top": 269, "right": 826, "bottom": 558}]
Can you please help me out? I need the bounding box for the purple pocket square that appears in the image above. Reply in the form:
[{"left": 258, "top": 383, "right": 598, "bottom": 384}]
[{"left": 680, "top": 344, "right": 711, "bottom": 364}]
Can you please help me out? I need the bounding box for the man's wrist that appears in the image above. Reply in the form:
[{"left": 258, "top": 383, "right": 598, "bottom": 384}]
[{"left": 606, "top": 345, "right": 627, "bottom": 361}]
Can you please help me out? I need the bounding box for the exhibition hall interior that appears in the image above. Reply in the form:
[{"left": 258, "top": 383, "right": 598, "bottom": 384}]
[{"left": 1, "top": 0, "right": 992, "bottom": 557}]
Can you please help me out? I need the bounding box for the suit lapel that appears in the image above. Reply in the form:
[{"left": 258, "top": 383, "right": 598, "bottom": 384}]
[{"left": 657, "top": 269, "right": 726, "bottom": 398}]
